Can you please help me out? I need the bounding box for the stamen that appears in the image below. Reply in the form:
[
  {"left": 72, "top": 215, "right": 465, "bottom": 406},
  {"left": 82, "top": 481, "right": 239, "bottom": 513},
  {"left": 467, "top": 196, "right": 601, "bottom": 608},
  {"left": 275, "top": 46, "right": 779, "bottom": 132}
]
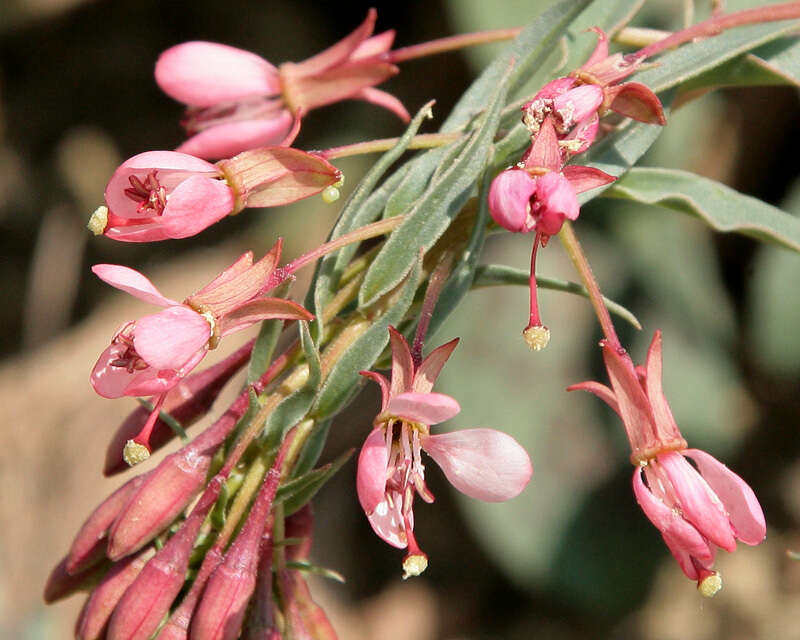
[{"left": 123, "top": 170, "right": 167, "bottom": 216}]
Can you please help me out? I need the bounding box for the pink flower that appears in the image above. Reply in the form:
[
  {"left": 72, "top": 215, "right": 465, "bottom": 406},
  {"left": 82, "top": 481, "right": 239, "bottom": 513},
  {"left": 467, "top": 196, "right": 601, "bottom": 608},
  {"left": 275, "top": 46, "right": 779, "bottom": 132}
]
[
  {"left": 489, "top": 117, "right": 614, "bottom": 237},
  {"left": 569, "top": 331, "right": 766, "bottom": 595},
  {"left": 90, "top": 241, "right": 312, "bottom": 400},
  {"left": 95, "top": 151, "right": 235, "bottom": 242},
  {"left": 571, "top": 28, "right": 666, "bottom": 126},
  {"left": 357, "top": 327, "right": 532, "bottom": 577},
  {"left": 93, "top": 148, "right": 342, "bottom": 242},
  {"left": 156, "top": 10, "right": 408, "bottom": 159}
]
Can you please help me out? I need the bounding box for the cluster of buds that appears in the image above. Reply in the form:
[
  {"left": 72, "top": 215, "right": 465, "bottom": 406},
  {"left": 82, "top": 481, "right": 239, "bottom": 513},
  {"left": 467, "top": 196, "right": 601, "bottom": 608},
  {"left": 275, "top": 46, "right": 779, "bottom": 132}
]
[{"left": 488, "top": 28, "right": 664, "bottom": 349}]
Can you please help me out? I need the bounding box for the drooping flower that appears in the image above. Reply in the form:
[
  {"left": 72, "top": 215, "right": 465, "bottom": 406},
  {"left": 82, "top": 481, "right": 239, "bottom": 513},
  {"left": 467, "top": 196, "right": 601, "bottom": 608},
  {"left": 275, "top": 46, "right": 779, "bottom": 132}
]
[
  {"left": 357, "top": 327, "right": 532, "bottom": 578},
  {"left": 156, "top": 9, "right": 408, "bottom": 159},
  {"left": 90, "top": 240, "right": 311, "bottom": 400},
  {"left": 91, "top": 148, "right": 342, "bottom": 242},
  {"left": 569, "top": 331, "right": 766, "bottom": 595},
  {"left": 487, "top": 116, "right": 614, "bottom": 347}
]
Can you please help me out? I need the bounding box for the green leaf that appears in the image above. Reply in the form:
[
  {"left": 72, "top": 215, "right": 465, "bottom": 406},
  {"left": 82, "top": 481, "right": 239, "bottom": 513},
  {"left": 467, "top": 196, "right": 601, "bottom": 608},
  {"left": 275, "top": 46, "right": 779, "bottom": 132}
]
[
  {"left": 472, "top": 264, "right": 641, "bottom": 330},
  {"left": 274, "top": 449, "right": 352, "bottom": 516},
  {"left": 604, "top": 167, "right": 800, "bottom": 253},
  {"left": 633, "top": 19, "right": 800, "bottom": 94},
  {"left": 261, "top": 322, "right": 321, "bottom": 449},
  {"left": 308, "top": 102, "right": 435, "bottom": 340},
  {"left": 284, "top": 561, "right": 346, "bottom": 583},
  {"left": 679, "top": 36, "right": 800, "bottom": 91},
  {"left": 382, "top": 145, "right": 451, "bottom": 220},
  {"left": 313, "top": 259, "right": 421, "bottom": 420},
  {"left": 290, "top": 418, "right": 332, "bottom": 479},
  {"left": 359, "top": 66, "right": 511, "bottom": 308},
  {"left": 442, "top": 0, "right": 591, "bottom": 132}
]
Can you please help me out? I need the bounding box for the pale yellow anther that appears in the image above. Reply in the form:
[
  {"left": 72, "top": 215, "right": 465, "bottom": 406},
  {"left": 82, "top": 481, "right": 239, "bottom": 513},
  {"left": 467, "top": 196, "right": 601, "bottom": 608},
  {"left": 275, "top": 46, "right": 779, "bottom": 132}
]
[
  {"left": 123, "top": 440, "right": 150, "bottom": 467},
  {"left": 322, "top": 186, "right": 340, "bottom": 203},
  {"left": 402, "top": 554, "right": 428, "bottom": 580},
  {"left": 697, "top": 572, "right": 722, "bottom": 598},
  {"left": 87, "top": 205, "right": 108, "bottom": 235},
  {"left": 523, "top": 325, "right": 550, "bottom": 351}
]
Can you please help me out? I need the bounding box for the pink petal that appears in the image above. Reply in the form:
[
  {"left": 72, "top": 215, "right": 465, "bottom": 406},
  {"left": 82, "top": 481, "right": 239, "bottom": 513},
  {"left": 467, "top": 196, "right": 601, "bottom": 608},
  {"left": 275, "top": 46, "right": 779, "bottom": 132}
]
[
  {"left": 581, "top": 27, "right": 609, "bottom": 69},
  {"left": 562, "top": 164, "right": 616, "bottom": 194},
  {"left": 658, "top": 452, "right": 737, "bottom": 552},
  {"left": 351, "top": 30, "right": 395, "bottom": 60},
  {"left": 155, "top": 41, "right": 280, "bottom": 108},
  {"left": 360, "top": 370, "right": 391, "bottom": 411},
  {"left": 189, "top": 243, "right": 282, "bottom": 317},
  {"left": 289, "top": 9, "right": 376, "bottom": 78},
  {"left": 632, "top": 468, "right": 715, "bottom": 580},
  {"left": 92, "top": 264, "right": 177, "bottom": 306},
  {"left": 352, "top": 87, "right": 410, "bottom": 122},
  {"left": 175, "top": 112, "right": 294, "bottom": 160},
  {"left": 134, "top": 306, "right": 211, "bottom": 370},
  {"left": 488, "top": 169, "right": 537, "bottom": 233},
  {"left": 192, "top": 251, "right": 255, "bottom": 298},
  {"left": 643, "top": 331, "right": 683, "bottom": 444},
  {"left": 357, "top": 427, "right": 389, "bottom": 515},
  {"left": 563, "top": 113, "right": 600, "bottom": 154},
  {"left": 388, "top": 326, "right": 415, "bottom": 397},
  {"left": 413, "top": 337, "right": 459, "bottom": 393},
  {"left": 526, "top": 76, "right": 577, "bottom": 103},
  {"left": 160, "top": 175, "right": 235, "bottom": 238},
  {"left": 385, "top": 391, "right": 461, "bottom": 425},
  {"left": 421, "top": 428, "right": 532, "bottom": 502},
  {"left": 90, "top": 340, "right": 184, "bottom": 398},
  {"left": 607, "top": 82, "right": 666, "bottom": 125},
  {"left": 365, "top": 496, "right": 407, "bottom": 549},
  {"left": 566, "top": 380, "right": 621, "bottom": 417},
  {"left": 684, "top": 448, "right": 766, "bottom": 545},
  {"left": 523, "top": 116, "right": 561, "bottom": 172},
  {"left": 553, "top": 84, "right": 603, "bottom": 128},
  {"left": 104, "top": 222, "right": 171, "bottom": 243},
  {"left": 218, "top": 298, "right": 314, "bottom": 336},
  {"left": 535, "top": 171, "right": 579, "bottom": 235},
  {"left": 601, "top": 341, "right": 658, "bottom": 454}
]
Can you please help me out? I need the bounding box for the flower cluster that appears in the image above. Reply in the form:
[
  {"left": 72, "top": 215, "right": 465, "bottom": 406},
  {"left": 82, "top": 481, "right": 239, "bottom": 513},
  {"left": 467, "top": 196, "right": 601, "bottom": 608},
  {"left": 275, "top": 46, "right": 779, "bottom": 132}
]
[{"left": 488, "top": 28, "right": 663, "bottom": 348}]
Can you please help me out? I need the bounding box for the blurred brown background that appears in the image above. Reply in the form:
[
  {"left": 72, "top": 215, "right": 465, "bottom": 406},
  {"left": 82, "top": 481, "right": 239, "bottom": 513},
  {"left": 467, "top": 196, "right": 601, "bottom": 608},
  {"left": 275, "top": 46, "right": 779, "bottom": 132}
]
[{"left": 2, "top": 0, "right": 800, "bottom": 638}]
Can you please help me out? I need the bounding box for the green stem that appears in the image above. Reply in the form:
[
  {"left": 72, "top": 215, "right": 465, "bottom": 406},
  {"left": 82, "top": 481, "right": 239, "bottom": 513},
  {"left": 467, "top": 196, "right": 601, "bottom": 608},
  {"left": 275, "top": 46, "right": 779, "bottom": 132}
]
[
  {"left": 320, "top": 132, "right": 460, "bottom": 161},
  {"left": 558, "top": 221, "right": 622, "bottom": 351},
  {"left": 388, "top": 28, "right": 521, "bottom": 64}
]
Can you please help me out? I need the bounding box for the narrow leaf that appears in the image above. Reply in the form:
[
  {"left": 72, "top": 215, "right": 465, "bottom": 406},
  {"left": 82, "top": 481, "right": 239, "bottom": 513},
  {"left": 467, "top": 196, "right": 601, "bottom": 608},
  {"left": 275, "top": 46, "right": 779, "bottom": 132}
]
[
  {"left": 605, "top": 167, "right": 800, "bottom": 253},
  {"left": 473, "top": 264, "right": 641, "bottom": 329},
  {"left": 274, "top": 449, "right": 353, "bottom": 516},
  {"left": 247, "top": 283, "right": 289, "bottom": 384}
]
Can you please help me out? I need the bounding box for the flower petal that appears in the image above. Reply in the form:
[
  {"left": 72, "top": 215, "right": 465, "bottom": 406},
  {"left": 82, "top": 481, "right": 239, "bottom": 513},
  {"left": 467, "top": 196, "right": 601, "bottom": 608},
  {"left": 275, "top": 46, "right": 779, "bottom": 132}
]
[
  {"left": 643, "top": 330, "right": 684, "bottom": 445},
  {"left": 632, "top": 468, "right": 714, "bottom": 580},
  {"left": 562, "top": 164, "right": 615, "bottom": 194},
  {"left": 488, "top": 169, "right": 537, "bottom": 233},
  {"left": 413, "top": 337, "right": 459, "bottom": 394},
  {"left": 160, "top": 175, "right": 235, "bottom": 239},
  {"left": 684, "top": 448, "right": 766, "bottom": 545},
  {"left": 155, "top": 41, "right": 280, "bottom": 108},
  {"left": 535, "top": 171, "right": 579, "bottom": 234},
  {"left": 175, "top": 113, "right": 294, "bottom": 160},
  {"left": 134, "top": 306, "right": 211, "bottom": 370},
  {"left": 385, "top": 391, "right": 460, "bottom": 425},
  {"left": 388, "top": 326, "right": 415, "bottom": 397},
  {"left": 365, "top": 497, "right": 407, "bottom": 549},
  {"left": 421, "top": 428, "right": 532, "bottom": 502},
  {"left": 658, "top": 452, "right": 737, "bottom": 552},
  {"left": 357, "top": 427, "right": 389, "bottom": 515},
  {"left": 92, "top": 264, "right": 177, "bottom": 307}
]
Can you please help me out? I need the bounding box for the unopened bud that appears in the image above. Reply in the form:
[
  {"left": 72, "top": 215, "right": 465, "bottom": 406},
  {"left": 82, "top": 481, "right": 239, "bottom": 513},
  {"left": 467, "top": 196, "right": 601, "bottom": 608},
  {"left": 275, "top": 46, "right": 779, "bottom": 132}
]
[
  {"left": 87, "top": 206, "right": 108, "bottom": 235},
  {"left": 523, "top": 325, "right": 550, "bottom": 351},
  {"left": 402, "top": 553, "right": 428, "bottom": 579},
  {"left": 123, "top": 440, "right": 150, "bottom": 467},
  {"left": 697, "top": 572, "right": 722, "bottom": 598}
]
